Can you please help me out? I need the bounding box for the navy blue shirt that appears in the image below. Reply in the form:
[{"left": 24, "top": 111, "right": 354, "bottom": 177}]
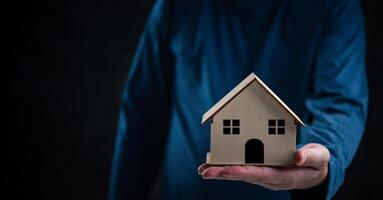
[{"left": 109, "top": 0, "right": 368, "bottom": 199}]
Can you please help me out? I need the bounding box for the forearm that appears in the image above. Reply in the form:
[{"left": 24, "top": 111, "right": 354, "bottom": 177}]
[{"left": 109, "top": 107, "right": 170, "bottom": 199}]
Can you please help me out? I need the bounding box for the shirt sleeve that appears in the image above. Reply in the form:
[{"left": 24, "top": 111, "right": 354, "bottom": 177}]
[
  {"left": 297, "top": 0, "right": 368, "bottom": 199},
  {"left": 108, "top": 1, "right": 174, "bottom": 199}
]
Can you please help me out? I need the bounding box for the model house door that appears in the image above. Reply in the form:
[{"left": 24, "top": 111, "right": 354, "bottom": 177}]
[{"left": 245, "top": 139, "right": 264, "bottom": 163}]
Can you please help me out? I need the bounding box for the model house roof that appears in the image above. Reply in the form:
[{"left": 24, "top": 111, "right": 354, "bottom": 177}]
[{"left": 201, "top": 73, "right": 305, "bottom": 126}]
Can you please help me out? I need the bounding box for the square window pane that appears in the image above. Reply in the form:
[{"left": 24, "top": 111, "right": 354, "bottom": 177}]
[
  {"left": 278, "top": 128, "right": 285, "bottom": 134},
  {"left": 268, "top": 119, "right": 276, "bottom": 126},
  {"left": 223, "top": 120, "right": 231, "bottom": 126},
  {"left": 232, "top": 119, "right": 240, "bottom": 126},
  {"left": 223, "top": 127, "right": 231, "bottom": 134},
  {"left": 278, "top": 119, "right": 285, "bottom": 126},
  {"left": 268, "top": 127, "right": 276, "bottom": 134},
  {"left": 232, "top": 127, "right": 240, "bottom": 134}
]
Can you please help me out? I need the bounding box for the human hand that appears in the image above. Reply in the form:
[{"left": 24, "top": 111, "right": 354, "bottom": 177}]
[{"left": 198, "top": 143, "right": 330, "bottom": 190}]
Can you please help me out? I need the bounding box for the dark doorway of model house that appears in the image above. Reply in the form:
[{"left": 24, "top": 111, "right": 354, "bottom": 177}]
[{"left": 245, "top": 139, "right": 264, "bottom": 163}]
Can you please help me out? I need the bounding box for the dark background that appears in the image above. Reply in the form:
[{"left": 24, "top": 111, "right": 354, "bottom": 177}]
[{"left": 5, "top": 0, "right": 382, "bottom": 199}]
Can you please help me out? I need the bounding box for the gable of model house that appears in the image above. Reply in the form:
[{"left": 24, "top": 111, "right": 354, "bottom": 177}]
[{"left": 201, "top": 73, "right": 305, "bottom": 127}]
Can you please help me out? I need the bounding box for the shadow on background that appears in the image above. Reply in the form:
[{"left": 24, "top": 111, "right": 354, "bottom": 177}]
[{"left": 5, "top": 0, "right": 382, "bottom": 199}]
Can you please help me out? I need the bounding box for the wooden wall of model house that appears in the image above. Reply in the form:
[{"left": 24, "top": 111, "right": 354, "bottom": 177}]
[{"left": 209, "top": 80, "right": 296, "bottom": 165}]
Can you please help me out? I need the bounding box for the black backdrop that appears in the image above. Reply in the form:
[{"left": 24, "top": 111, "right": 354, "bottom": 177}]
[{"left": 5, "top": 0, "right": 382, "bottom": 199}]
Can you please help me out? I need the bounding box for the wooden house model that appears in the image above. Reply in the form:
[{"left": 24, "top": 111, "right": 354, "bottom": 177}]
[{"left": 201, "top": 73, "right": 305, "bottom": 165}]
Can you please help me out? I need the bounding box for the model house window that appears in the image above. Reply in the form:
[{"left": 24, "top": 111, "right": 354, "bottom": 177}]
[
  {"left": 223, "top": 119, "right": 240, "bottom": 135},
  {"left": 268, "top": 119, "right": 285, "bottom": 135}
]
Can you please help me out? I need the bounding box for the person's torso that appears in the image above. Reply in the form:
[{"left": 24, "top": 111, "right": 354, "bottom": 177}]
[{"left": 160, "top": 1, "right": 326, "bottom": 199}]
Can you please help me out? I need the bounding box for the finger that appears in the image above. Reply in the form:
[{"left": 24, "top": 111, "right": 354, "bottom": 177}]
[
  {"left": 245, "top": 166, "right": 296, "bottom": 185},
  {"left": 299, "top": 143, "right": 321, "bottom": 149},
  {"left": 201, "top": 166, "right": 225, "bottom": 179},
  {"left": 245, "top": 166, "right": 320, "bottom": 190},
  {"left": 296, "top": 144, "right": 330, "bottom": 169},
  {"left": 295, "top": 150, "right": 307, "bottom": 166},
  {"left": 221, "top": 165, "right": 264, "bottom": 181},
  {"left": 221, "top": 165, "right": 303, "bottom": 190},
  {"left": 221, "top": 165, "right": 285, "bottom": 184},
  {"left": 198, "top": 163, "right": 209, "bottom": 175},
  {"left": 220, "top": 165, "right": 323, "bottom": 190},
  {"left": 221, "top": 166, "right": 280, "bottom": 188}
]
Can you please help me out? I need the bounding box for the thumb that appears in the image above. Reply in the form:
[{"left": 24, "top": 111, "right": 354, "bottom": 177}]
[{"left": 296, "top": 143, "right": 330, "bottom": 169}]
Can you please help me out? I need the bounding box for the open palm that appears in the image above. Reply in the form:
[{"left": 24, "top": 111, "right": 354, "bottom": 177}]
[{"left": 198, "top": 143, "right": 330, "bottom": 190}]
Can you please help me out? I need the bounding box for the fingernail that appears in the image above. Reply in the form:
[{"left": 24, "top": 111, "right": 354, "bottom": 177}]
[
  {"left": 300, "top": 152, "right": 307, "bottom": 164},
  {"left": 197, "top": 165, "right": 204, "bottom": 175},
  {"left": 202, "top": 174, "right": 212, "bottom": 179}
]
